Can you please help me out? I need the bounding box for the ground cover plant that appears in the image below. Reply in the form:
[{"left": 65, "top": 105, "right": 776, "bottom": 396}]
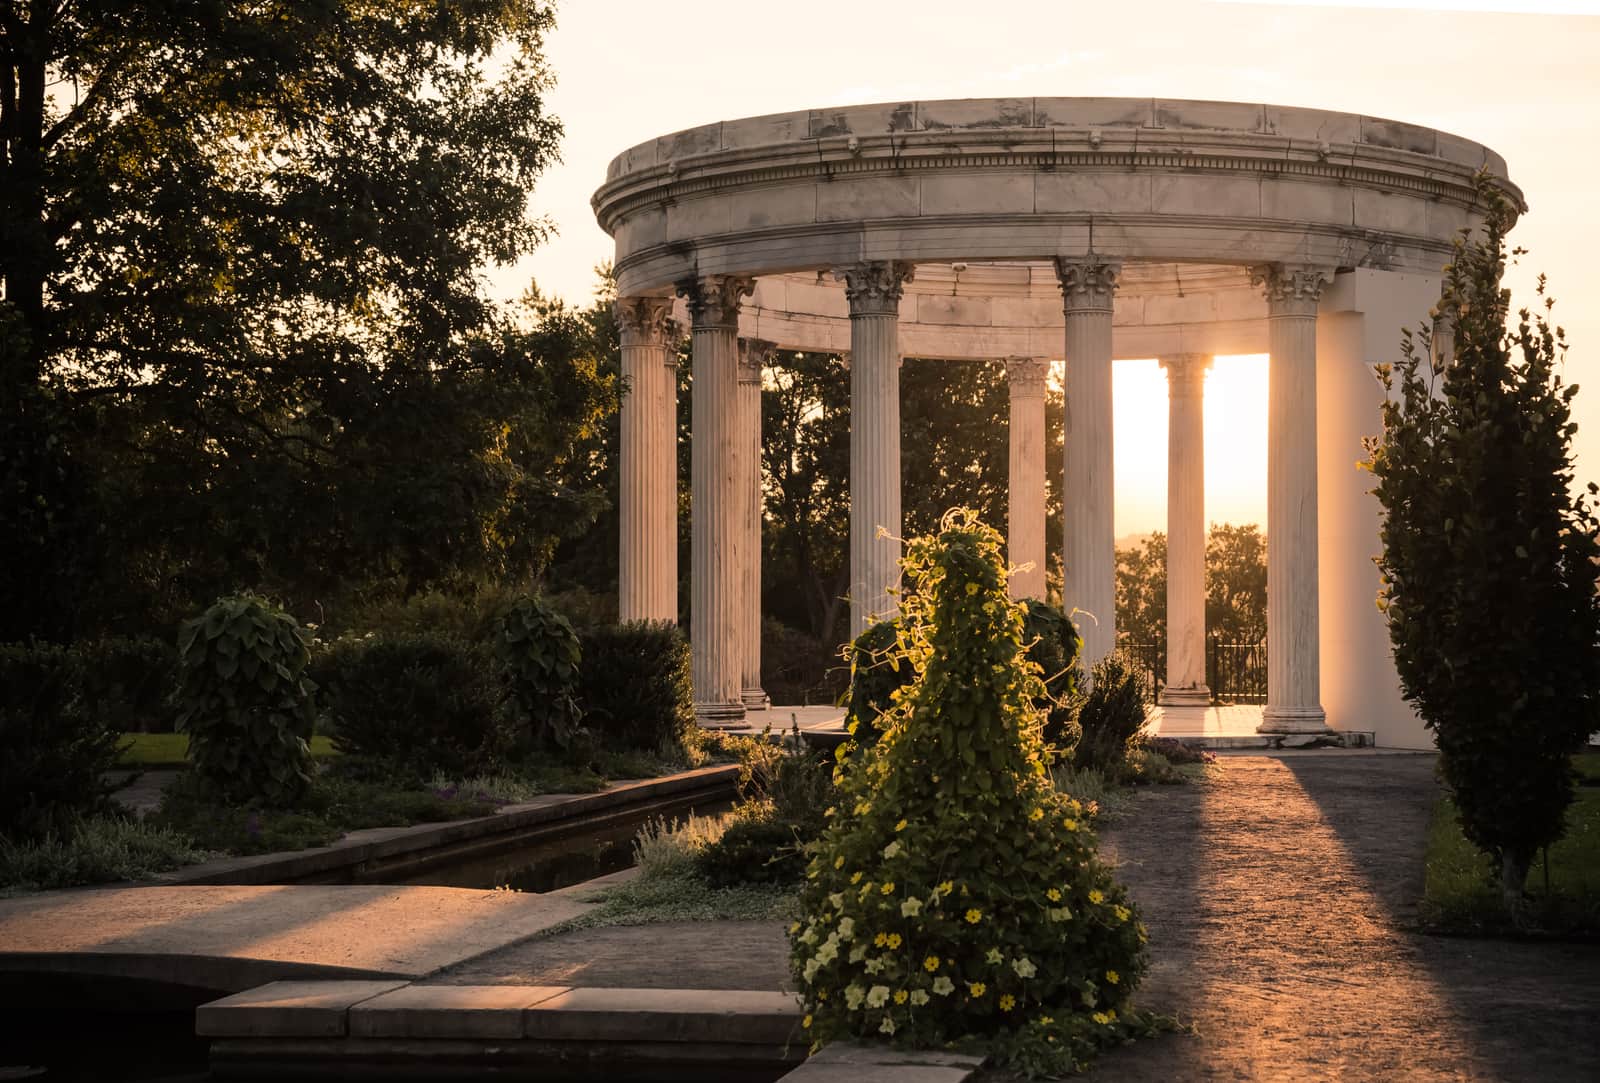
[
  {"left": 791, "top": 510, "right": 1161, "bottom": 1075},
  {"left": 1419, "top": 750, "right": 1600, "bottom": 937},
  {"left": 1366, "top": 174, "right": 1600, "bottom": 911}
]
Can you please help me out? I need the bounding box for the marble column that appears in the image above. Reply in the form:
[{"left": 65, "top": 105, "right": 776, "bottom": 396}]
[
  {"left": 1252, "top": 263, "right": 1332, "bottom": 733},
  {"left": 836, "top": 260, "right": 914, "bottom": 637},
  {"left": 1159, "top": 353, "right": 1213, "bottom": 706},
  {"left": 615, "top": 297, "right": 681, "bottom": 625},
  {"left": 677, "top": 274, "right": 755, "bottom": 724},
  {"left": 1005, "top": 357, "right": 1050, "bottom": 601},
  {"left": 737, "top": 337, "right": 775, "bottom": 710},
  {"left": 1054, "top": 256, "right": 1121, "bottom": 670}
]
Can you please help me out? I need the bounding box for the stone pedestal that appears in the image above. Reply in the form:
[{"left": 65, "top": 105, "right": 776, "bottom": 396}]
[
  {"left": 1253, "top": 264, "right": 1332, "bottom": 734},
  {"left": 837, "top": 261, "right": 914, "bottom": 637},
  {"left": 1055, "top": 256, "right": 1120, "bottom": 671},
  {"left": 1159, "top": 353, "right": 1213, "bottom": 706},
  {"left": 737, "top": 338, "right": 774, "bottom": 711},
  {"left": 678, "top": 274, "right": 755, "bottom": 724},
  {"left": 1005, "top": 358, "right": 1050, "bottom": 601},
  {"left": 615, "top": 298, "right": 681, "bottom": 625}
]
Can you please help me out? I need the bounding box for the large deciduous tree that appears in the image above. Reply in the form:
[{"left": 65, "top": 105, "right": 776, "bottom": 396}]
[
  {"left": 1365, "top": 175, "right": 1600, "bottom": 907},
  {"left": 1, "top": 1, "right": 604, "bottom": 638}
]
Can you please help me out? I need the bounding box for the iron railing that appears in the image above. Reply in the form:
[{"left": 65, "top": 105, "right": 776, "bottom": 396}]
[{"left": 1115, "top": 637, "right": 1268, "bottom": 705}]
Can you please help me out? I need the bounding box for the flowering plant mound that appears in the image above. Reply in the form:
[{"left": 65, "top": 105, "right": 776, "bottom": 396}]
[{"left": 790, "top": 510, "right": 1150, "bottom": 1071}]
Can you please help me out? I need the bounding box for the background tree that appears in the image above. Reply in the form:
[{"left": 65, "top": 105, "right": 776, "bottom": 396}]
[
  {"left": 1, "top": 0, "right": 598, "bottom": 639},
  {"left": 1116, "top": 525, "right": 1268, "bottom": 647},
  {"left": 1115, "top": 532, "right": 1168, "bottom": 646},
  {"left": 1365, "top": 174, "right": 1600, "bottom": 907}
]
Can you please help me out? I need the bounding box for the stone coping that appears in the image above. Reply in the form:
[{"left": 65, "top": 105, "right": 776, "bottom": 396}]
[
  {"left": 198, "top": 979, "right": 801, "bottom": 1045},
  {"left": 154, "top": 763, "right": 739, "bottom": 887}
]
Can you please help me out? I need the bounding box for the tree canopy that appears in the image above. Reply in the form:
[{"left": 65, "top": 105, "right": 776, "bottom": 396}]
[{"left": 1, "top": 1, "right": 614, "bottom": 638}]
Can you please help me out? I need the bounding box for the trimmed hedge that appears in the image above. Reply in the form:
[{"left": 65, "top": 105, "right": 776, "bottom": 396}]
[
  {"left": 79, "top": 635, "right": 179, "bottom": 733},
  {"left": 576, "top": 621, "right": 694, "bottom": 754},
  {"left": 314, "top": 631, "right": 512, "bottom": 781},
  {"left": 0, "top": 643, "right": 122, "bottom": 842}
]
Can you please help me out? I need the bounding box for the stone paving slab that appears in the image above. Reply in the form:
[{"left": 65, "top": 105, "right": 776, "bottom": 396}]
[
  {"left": 0, "top": 885, "right": 592, "bottom": 992},
  {"left": 349, "top": 983, "right": 567, "bottom": 1039},
  {"left": 782, "top": 1042, "right": 987, "bottom": 1081},
  {"left": 197, "top": 980, "right": 408, "bottom": 1037},
  {"left": 524, "top": 987, "right": 799, "bottom": 1043}
]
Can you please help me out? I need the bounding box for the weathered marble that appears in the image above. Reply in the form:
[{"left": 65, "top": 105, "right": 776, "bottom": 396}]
[
  {"left": 1160, "top": 353, "right": 1212, "bottom": 706},
  {"left": 1005, "top": 358, "right": 1050, "bottom": 601}
]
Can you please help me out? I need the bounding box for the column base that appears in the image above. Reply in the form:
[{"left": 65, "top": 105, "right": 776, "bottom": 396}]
[
  {"left": 694, "top": 701, "right": 748, "bottom": 729},
  {"left": 741, "top": 688, "right": 770, "bottom": 710},
  {"left": 1159, "top": 686, "right": 1211, "bottom": 708},
  {"left": 1257, "top": 705, "right": 1330, "bottom": 734}
]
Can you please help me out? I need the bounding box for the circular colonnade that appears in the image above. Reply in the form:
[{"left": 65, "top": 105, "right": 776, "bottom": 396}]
[{"left": 593, "top": 97, "right": 1518, "bottom": 747}]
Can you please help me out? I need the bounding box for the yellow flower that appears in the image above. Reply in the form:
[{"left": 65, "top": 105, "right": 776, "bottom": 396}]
[
  {"left": 938, "top": 880, "right": 955, "bottom": 895},
  {"left": 802, "top": 1014, "right": 813, "bottom": 1029},
  {"left": 789, "top": 922, "right": 801, "bottom": 933},
  {"left": 1114, "top": 905, "right": 1130, "bottom": 923},
  {"left": 834, "top": 856, "right": 845, "bottom": 869},
  {"left": 965, "top": 908, "right": 982, "bottom": 924},
  {"left": 923, "top": 955, "right": 940, "bottom": 972},
  {"left": 886, "top": 933, "right": 902, "bottom": 949},
  {"left": 1029, "top": 807, "right": 1044, "bottom": 821},
  {"left": 893, "top": 989, "right": 908, "bottom": 1005},
  {"left": 1088, "top": 889, "right": 1105, "bottom": 904},
  {"left": 1046, "top": 888, "right": 1061, "bottom": 902},
  {"left": 851, "top": 872, "right": 863, "bottom": 884},
  {"left": 1063, "top": 819, "right": 1080, "bottom": 832},
  {"left": 873, "top": 933, "right": 888, "bottom": 947},
  {"left": 1040, "top": 1015, "right": 1054, "bottom": 1025},
  {"left": 1092, "top": 1011, "right": 1110, "bottom": 1025},
  {"left": 968, "top": 981, "right": 987, "bottom": 997},
  {"left": 965, "top": 582, "right": 979, "bottom": 596},
  {"left": 817, "top": 989, "right": 828, "bottom": 1001},
  {"left": 1107, "top": 1009, "right": 1117, "bottom": 1021},
  {"left": 894, "top": 818, "right": 908, "bottom": 832},
  {"left": 999, "top": 994, "right": 1016, "bottom": 1011},
  {"left": 881, "top": 882, "right": 895, "bottom": 895},
  {"left": 854, "top": 801, "right": 871, "bottom": 815},
  {"left": 1106, "top": 970, "right": 1120, "bottom": 984}
]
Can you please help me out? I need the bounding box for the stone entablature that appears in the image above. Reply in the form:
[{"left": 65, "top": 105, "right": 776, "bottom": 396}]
[{"left": 594, "top": 97, "right": 1519, "bottom": 300}]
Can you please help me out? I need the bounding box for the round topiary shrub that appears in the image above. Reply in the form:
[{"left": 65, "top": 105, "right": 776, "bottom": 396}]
[
  {"left": 1019, "top": 599, "right": 1082, "bottom": 757},
  {"left": 842, "top": 618, "right": 914, "bottom": 752},
  {"left": 495, "top": 594, "right": 585, "bottom": 758},
  {"left": 790, "top": 510, "right": 1150, "bottom": 1071},
  {"left": 176, "top": 595, "right": 317, "bottom": 806}
]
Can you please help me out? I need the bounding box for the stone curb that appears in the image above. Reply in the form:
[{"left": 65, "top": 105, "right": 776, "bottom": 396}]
[
  {"left": 199, "top": 979, "right": 803, "bottom": 1045},
  {"left": 156, "top": 765, "right": 739, "bottom": 887},
  {"left": 778, "top": 1041, "right": 987, "bottom": 1082}
]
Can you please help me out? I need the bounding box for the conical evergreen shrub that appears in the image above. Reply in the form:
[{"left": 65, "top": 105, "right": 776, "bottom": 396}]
[{"left": 791, "top": 510, "right": 1151, "bottom": 1069}]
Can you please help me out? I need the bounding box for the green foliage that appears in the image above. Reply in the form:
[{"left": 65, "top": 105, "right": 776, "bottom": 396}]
[
  {"left": 495, "top": 595, "right": 586, "bottom": 758},
  {"left": 1073, "top": 655, "right": 1149, "bottom": 775},
  {"left": 77, "top": 636, "right": 179, "bottom": 733},
  {"left": 575, "top": 621, "right": 694, "bottom": 754},
  {"left": 1115, "top": 524, "right": 1268, "bottom": 647},
  {"left": 1020, "top": 600, "right": 1081, "bottom": 756},
  {"left": 151, "top": 771, "right": 499, "bottom": 856},
  {"left": 698, "top": 819, "right": 811, "bottom": 887},
  {"left": 175, "top": 596, "right": 317, "bottom": 806},
  {"left": 843, "top": 620, "right": 916, "bottom": 751},
  {"left": 761, "top": 619, "right": 849, "bottom": 707},
  {"left": 0, "top": 816, "right": 211, "bottom": 895},
  {"left": 314, "top": 632, "right": 511, "bottom": 782},
  {"left": 0, "top": 643, "right": 123, "bottom": 842},
  {"left": 632, "top": 814, "right": 732, "bottom": 880},
  {"left": 792, "top": 510, "right": 1148, "bottom": 1059},
  {"left": 1364, "top": 174, "right": 1600, "bottom": 905}
]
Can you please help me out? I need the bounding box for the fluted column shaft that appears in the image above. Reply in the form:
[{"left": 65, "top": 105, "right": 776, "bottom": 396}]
[
  {"left": 679, "top": 275, "right": 754, "bottom": 724},
  {"left": 1160, "top": 353, "right": 1213, "bottom": 705},
  {"left": 1055, "top": 257, "right": 1120, "bottom": 670},
  {"left": 838, "top": 261, "right": 914, "bottom": 637},
  {"left": 738, "top": 338, "right": 773, "bottom": 710},
  {"left": 616, "top": 298, "right": 681, "bottom": 625},
  {"left": 1005, "top": 357, "right": 1050, "bottom": 601},
  {"left": 1254, "top": 264, "right": 1331, "bottom": 733}
]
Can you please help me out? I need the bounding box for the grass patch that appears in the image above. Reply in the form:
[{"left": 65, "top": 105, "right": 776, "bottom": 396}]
[
  {"left": 148, "top": 771, "right": 501, "bottom": 855},
  {"left": 1420, "top": 775, "right": 1600, "bottom": 938},
  {"left": 0, "top": 817, "right": 214, "bottom": 896},
  {"left": 116, "top": 732, "right": 337, "bottom": 768},
  {"left": 545, "top": 868, "right": 798, "bottom": 933}
]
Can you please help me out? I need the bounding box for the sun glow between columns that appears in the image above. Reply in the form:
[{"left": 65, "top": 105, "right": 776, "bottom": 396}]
[{"left": 1111, "top": 355, "right": 1269, "bottom": 540}]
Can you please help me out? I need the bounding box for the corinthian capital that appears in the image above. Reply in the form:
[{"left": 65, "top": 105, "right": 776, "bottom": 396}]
[
  {"left": 738, "top": 338, "right": 776, "bottom": 383},
  {"left": 676, "top": 274, "right": 755, "bottom": 329},
  {"left": 833, "top": 260, "right": 916, "bottom": 316},
  {"left": 1159, "top": 353, "right": 1213, "bottom": 396},
  {"left": 1250, "top": 263, "right": 1332, "bottom": 317},
  {"left": 614, "top": 296, "right": 679, "bottom": 346},
  {"left": 1053, "top": 255, "right": 1122, "bottom": 312},
  {"left": 1004, "top": 357, "right": 1050, "bottom": 397}
]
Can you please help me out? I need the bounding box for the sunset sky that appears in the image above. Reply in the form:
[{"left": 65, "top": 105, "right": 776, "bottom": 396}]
[{"left": 487, "top": 0, "right": 1600, "bottom": 537}]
